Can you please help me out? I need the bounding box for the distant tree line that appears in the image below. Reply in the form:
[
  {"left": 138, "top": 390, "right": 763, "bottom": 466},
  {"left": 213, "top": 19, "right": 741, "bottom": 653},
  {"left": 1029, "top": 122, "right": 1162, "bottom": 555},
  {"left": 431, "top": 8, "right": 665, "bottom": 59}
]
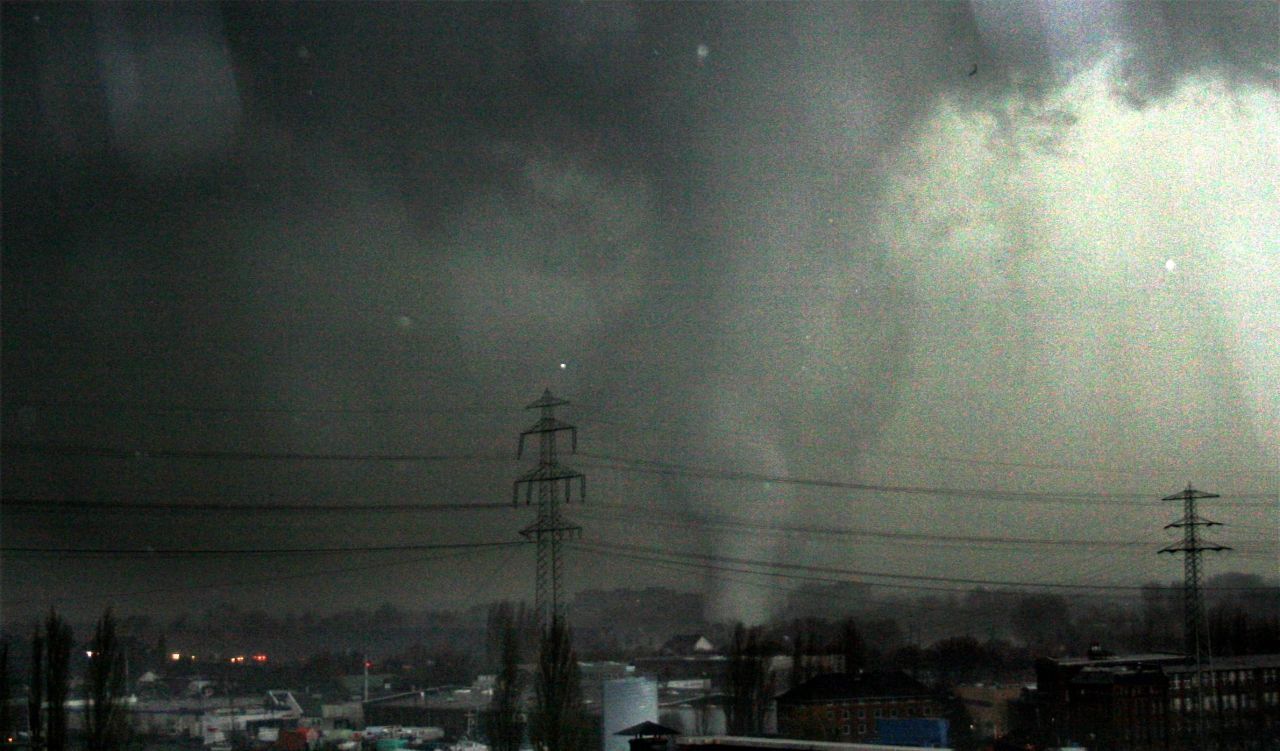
[{"left": 775, "top": 574, "right": 1279, "bottom": 660}]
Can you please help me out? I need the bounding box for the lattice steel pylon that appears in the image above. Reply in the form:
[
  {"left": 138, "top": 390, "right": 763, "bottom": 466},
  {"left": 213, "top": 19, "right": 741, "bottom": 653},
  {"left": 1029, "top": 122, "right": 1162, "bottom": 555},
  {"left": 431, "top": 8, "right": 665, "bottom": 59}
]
[
  {"left": 1159, "top": 483, "right": 1231, "bottom": 748},
  {"left": 512, "top": 389, "right": 584, "bottom": 629}
]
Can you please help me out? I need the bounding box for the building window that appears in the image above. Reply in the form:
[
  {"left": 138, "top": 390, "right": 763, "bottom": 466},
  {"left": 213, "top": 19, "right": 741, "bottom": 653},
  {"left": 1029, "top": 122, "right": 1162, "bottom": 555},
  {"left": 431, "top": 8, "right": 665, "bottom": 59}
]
[
  {"left": 858, "top": 722, "right": 866, "bottom": 734},
  {"left": 841, "top": 709, "right": 849, "bottom": 720},
  {"left": 875, "top": 708, "right": 883, "bottom": 718},
  {"left": 857, "top": 708, "right": 865, "bottom": 718},
  {"left": 841, "top": 724, "right": 850, "bottom": 736}
]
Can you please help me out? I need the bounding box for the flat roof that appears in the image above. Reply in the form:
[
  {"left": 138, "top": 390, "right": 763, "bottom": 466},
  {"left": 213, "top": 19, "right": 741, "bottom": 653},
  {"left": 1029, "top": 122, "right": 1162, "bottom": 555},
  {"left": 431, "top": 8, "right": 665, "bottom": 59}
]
[
  {"left": 679, "top": 737, "right": 950, "bottom": 751},
  {"left": 1048, "top": 653, "right": 1185, "bottom": 667},
  {"left": 1166, "top": 654, "right": 1280, "bottom": 673}
]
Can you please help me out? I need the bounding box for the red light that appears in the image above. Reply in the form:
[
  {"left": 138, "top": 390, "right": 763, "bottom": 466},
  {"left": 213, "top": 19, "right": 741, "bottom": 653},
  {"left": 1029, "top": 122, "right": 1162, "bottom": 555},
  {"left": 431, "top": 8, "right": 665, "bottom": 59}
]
[
  {"left": 252, "top": 654, "right": 268, "bottom": 663},
  {"left": 364, "top": 660, "right": 372, "bottom": 669}
]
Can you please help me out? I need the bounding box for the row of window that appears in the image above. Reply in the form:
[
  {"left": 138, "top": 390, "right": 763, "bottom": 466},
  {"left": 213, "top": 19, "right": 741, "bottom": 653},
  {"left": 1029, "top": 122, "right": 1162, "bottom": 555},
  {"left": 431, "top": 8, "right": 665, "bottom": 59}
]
[
  {"left": 1115, "top": 684, "right": 1162, "bottom": 697},
  {"left": 824, "top": 702, "right": 927, "bottom": 721},
  {"left": 1170, "top": 666, "right": 1280, "bottom": 691},
  {"left": 826, "top": 706, "right": 878, "bottom": 720},
  {"left": 1172, "top": 692, "right": 1280, "bottom": 711}
]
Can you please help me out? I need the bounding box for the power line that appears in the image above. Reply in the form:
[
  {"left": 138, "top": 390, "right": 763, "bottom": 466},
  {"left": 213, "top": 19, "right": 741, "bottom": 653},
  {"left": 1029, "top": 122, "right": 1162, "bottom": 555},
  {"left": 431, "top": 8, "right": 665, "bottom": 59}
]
[
  {"left": 569, "top": 543, "right": 1136, "bottom": 600},
  {"left": 576, "top": 541, "right": 1275, "bottom": 599},
  {"left": 1, "top": 540, "right": 529, "bottom": 557},
  {"left": 572, "top": 405, "right": 1280, "bottom": 481},
  {"left": 574, "top": 539, "right": 1278, "bottom": 593},
  {"left": 573, "top": 503, "right": 1277, "bottom": 552},
  {"left": 569, "top": 542, "right": 982, "bottom": 620},
  {"left": 0, "top": 544, "right": 513, "bottom": 608},
  {"left": 1, "top": 442, "right": 508, "bottom": 463},
  {"left": 578, "top": 452, "right": 1276, "bottom": 506},
  {"left": 9, "top": 399, "right": 1277, "bottom": 484},
  {"left": 4, "top": 497, "right": 1272, "bottom": 548},
  {"left": 1, "top": 497, "right": 512, "bottom": 513},
  {"left": 2, "top": 496, "right": 1272, "bottom": 543},
  {"left": 5, "top": 442, "right": 1274, "bottom": 506},
  {"left": 567, "top": 543, "right": 1118, "bottom": 618},
  {"left": 5, "top": 400, "right": 516, "bottom": 417}
]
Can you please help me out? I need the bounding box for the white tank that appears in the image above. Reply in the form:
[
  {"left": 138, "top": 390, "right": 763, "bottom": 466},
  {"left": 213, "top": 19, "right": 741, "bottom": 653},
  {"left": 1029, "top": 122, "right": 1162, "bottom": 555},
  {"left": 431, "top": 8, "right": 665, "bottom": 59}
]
[{"left": 602, "top": 677, "right": 658, "bottom": 751}]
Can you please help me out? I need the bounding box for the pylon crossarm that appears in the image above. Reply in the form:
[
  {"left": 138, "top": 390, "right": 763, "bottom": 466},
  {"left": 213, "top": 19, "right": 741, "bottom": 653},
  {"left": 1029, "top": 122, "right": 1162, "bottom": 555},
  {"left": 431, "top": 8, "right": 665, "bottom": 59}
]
[
  {"left": 515, "top": 463, "right": 583, "bottom": 483},
  {"left": 1162, "top": 486, "right": 1220, "bottom": 502},
  {"left": 512, "top": 479, "right": 539, "bottom": 505},
  {"left": 525, "top": 390, "right": 569, "bottom": 410},
  {"left": 1159, "top": 541, "right": 1232, "bottom": 553},
  {"left": 521, "top": 519, "right": 582, "bottom": 536},
  {"left": 521, "top": 416, "right": 578, "bottom": 435},
  {"left": 1164, "top": 515, "right": 1222, "bottom": 529}
]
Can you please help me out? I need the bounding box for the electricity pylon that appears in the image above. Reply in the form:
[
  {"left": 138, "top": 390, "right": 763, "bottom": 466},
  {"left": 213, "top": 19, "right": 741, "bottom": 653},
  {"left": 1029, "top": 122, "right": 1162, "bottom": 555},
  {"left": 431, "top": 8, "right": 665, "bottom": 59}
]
[
  {"left": 1159, "top": 483, "right": 1230, "bottom": 748},
  {"left": 513, "top": 389, "right": 584, "bottom": 629}
]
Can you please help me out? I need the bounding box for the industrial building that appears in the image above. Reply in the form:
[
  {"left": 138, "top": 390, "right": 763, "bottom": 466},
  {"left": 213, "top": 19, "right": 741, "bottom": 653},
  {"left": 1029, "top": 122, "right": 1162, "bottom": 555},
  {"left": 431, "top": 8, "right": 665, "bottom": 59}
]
[{"left": 1020, "top": 652, "right": 1280, "bottom": 749}]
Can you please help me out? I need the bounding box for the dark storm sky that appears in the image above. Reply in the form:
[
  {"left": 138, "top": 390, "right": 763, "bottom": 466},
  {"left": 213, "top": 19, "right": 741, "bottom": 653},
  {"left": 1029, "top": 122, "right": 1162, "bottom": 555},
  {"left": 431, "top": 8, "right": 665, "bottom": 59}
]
[{"left": 2, "top": 1, "right": 1277, "bottom": 625}]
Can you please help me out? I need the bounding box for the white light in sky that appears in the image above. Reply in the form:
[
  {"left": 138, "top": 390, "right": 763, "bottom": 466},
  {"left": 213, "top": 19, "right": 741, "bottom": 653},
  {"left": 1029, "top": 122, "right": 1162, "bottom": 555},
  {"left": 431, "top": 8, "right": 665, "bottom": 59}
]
[
  {"left": 1165, "top": 258, "right": 1178, "bottom": 272},
  {"left": 559, "top": 362, "right": 567, "bottom": 369},
  {"left": 696, "top": 43, "right": 709, "bottom": 61}
]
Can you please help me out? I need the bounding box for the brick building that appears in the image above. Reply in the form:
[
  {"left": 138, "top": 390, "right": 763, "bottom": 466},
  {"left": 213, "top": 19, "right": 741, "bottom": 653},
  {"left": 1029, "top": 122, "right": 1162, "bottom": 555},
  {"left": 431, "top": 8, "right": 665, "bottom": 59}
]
[
  {"left": 775, "top": 671, "right": 942, "bottom": 744},
  {"left": 1024, "top": 652, "right": 1280, "bottom": 750}
]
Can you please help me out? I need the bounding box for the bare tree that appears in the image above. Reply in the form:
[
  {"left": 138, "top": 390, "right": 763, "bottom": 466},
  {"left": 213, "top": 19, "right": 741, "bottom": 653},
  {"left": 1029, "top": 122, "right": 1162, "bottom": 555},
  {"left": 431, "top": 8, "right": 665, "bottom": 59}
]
[
  {"left": 85, "top": 608, "right": 130, "bottom": 751},
  {"left": 0, "top": 640, "right": 12, "bottom": 741},
  {"left": 43, "top": 612, "right": 72, "bottom": 751},
  {"left": 28, "top": 628, "right": 43, "bottom": 751},
  {"left": 529, "top": 617, "right": 587, "bottom": 751},
  {"left": 487, "top": 607, "right": 524, "bottom": 751},
  {"left": 788, "top": 624, "right": 806, "bottom": 691},
  {"left": 725, "top": 623, "right": 773, "bottom": 736},
  {"left": 838, "top": 618, "right": 864, "bottom": 674}
]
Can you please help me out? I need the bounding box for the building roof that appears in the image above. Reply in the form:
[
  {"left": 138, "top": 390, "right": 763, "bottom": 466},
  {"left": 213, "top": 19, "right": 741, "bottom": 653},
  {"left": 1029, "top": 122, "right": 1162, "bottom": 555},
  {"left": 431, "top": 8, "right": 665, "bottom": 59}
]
[
  {"left": 1046, "top": 653, "right": 1185, "bottom": 668},
  {"left": 1069, "top": 666, "right": 1167, "bottom": 687},
  {"left": 1165, "top": 653, "right": 1280, "bottom": 673},
  {"left": 678, "top": 736, "right": 943, "bottom": 750},
  {"left": 616, "top": 721, "right": 681, "bottom": 737},
  {"left": 775, "top": 671, "right": 934, "bottom": 705}
]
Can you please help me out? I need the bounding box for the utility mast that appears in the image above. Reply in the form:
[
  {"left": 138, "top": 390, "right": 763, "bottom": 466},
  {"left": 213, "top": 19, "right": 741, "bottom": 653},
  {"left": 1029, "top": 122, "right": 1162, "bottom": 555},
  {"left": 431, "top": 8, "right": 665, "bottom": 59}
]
[
  {"left": 513, "top": 389, "right": 584, "bottom": 629},
  {"left": 1159, "top": 483, "right": 1230, "bottom": 748}
]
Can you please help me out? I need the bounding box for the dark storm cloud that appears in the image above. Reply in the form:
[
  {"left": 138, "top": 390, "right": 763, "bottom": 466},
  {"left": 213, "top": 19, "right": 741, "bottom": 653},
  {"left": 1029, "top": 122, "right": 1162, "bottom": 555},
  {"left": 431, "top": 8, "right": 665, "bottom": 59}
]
[
  {"left": 2, "top": 2, "right": 1276, "bottom": 624},
  {"left": 1115, "top": 0, "right": 1280, "bottom": 106}
]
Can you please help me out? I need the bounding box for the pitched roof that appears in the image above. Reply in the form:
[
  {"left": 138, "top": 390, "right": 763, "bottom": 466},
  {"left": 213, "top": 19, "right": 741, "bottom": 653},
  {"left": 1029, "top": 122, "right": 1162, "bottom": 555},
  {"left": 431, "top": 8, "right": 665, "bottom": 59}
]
[
  {"left": 614, "top": 721, "right": 680, "bottom": 737},
  {"left": 775, "top": 671, "right": 934, "bottom": 704}
]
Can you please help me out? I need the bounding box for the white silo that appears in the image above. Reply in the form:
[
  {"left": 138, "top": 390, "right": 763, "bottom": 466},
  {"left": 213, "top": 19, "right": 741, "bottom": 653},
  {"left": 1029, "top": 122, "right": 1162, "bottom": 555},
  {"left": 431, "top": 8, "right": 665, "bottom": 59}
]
[{"left": 602, "top": 676, "right": 658, "bottom": 751}]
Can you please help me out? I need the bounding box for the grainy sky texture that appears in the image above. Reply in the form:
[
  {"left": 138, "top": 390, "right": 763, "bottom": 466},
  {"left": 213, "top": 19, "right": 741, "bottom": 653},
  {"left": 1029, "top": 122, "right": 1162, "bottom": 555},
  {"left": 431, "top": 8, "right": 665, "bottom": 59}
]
[{"left": 2, "top": 1, "right": 1277, "bottom": 625}]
